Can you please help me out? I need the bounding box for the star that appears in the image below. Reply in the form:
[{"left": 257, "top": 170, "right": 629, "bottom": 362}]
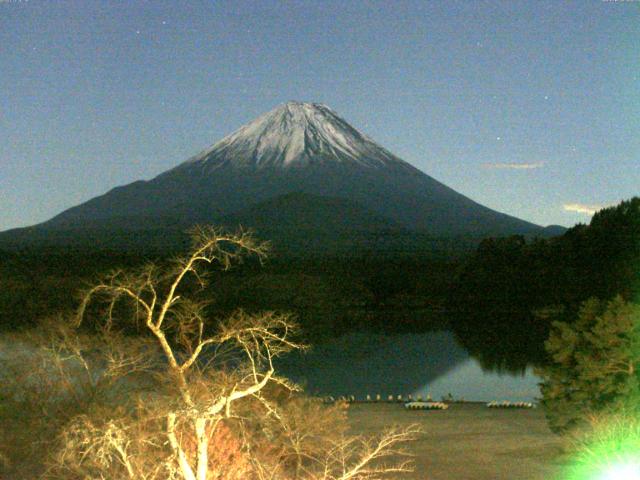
[
  {"left": 496, "top": 136, "right": 501, "bottom": 141},
  {"left": 136, "top": 30, "right": 141, "bottom": 35},
  {"left": 544, "top": 95, "right": 549, "bottom": 100},
  {"left": 162, "top": 21, "right": 167, "bottom": 25}
]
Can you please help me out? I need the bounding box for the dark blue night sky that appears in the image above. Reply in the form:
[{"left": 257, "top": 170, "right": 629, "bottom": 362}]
[{"left": 1, "top": 0, "right": 638, "bottom": 230}]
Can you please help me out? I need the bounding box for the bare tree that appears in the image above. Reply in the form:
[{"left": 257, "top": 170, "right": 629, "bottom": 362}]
[
  {"left": 37, "top": 226, "right": 419, "bottom": 480},
  {"left": 312, "top": 425, "right": 421, "bottom": 480}
]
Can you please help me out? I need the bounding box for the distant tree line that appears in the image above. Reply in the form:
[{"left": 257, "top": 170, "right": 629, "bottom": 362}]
[
  {"left": 0, "top": 243, "right": 456, "bottom": 338},
  {"left": 2, "top": 197, "right": 637, "bottom": 371},
  {"left": 450, "top": 197, "right": 640, "bottom": 370}
]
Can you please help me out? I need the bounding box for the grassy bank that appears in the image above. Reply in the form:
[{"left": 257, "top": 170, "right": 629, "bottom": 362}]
[{"left": 347, "top": 403, "right": 565, "bottom": 480}]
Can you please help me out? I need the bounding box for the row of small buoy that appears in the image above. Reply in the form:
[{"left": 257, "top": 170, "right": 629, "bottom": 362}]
[
  {"left": 404, "top": 401, "right": 449, "bottom": 410},
  {"left": 324, "top": 394, "right": 432, "bottom": 403},
  {"left": 486, "top": 401, "right": 535, "bottom": 409},
  {"left": 324, "top": 394, "right": 436, "bottom": 403},
  {"left": 322, "top": 396, "right": 536, "bottom": 409}
]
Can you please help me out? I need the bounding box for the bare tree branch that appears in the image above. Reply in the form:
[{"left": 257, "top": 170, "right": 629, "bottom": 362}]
[{"left": 26, "top": 227, "right": 419, "bottom": 480}]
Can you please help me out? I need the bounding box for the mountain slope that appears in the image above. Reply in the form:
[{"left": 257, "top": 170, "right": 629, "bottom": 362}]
[
  {"left": 218, "top": 192, "right": 413, "bottom": 254},
  {"left": 221, "top": 192, "right": 400, "bottom": 232},
  {"left": 0, "top": 101, "right": 548, "bottom": 250}
]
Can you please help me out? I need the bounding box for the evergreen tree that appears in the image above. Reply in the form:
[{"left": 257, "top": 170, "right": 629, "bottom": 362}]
[{"left": 537, "top": 296, "right": 640, "bottom": 433}]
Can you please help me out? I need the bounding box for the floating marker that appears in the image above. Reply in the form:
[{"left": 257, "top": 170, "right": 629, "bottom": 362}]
[
  {"left": 405, "top": 401, "right": 449, "bottom": 410},
  {"left": 486, "top": 401, "right": 534, "bottom": 409}
]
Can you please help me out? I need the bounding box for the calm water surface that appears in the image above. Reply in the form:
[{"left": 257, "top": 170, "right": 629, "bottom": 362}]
[{"left": 277, "top": 331, "right": 541, "bottom": 402}]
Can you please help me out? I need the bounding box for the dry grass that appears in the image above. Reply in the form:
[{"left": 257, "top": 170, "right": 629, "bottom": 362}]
[{"left": 346, "top": 403, "right": 566, "bottom": 480}]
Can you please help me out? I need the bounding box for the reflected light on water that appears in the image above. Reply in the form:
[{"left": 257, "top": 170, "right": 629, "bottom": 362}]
[
  {"left": 413, "top": 358, "right": 540, "bottom": 402},
  {"left": 278, "top": 332, "right": 542, "bottom": 401}
]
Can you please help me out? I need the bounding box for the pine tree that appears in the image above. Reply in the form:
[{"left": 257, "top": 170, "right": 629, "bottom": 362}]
[{"left": 537, "top": 296, "right": 640, "bottom": 434}]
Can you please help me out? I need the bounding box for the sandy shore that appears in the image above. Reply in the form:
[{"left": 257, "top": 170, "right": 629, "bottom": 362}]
[{"left": 347, "top": 402, "right": 566, "bottom": 480}]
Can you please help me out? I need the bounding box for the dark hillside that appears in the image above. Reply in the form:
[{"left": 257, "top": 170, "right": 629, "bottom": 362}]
[{"left": 450, "top": 197, "right": 640, "bottom": 369}]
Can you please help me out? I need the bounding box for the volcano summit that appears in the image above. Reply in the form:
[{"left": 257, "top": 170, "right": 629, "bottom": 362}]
[
  {"left": 1, "top": 102, "right": 550, "bottom": 251},
  {"left": 182, "top": 101, "right": 402, "bottom": 170}
]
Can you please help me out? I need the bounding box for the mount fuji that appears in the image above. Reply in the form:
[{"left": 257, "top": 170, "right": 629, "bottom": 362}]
[{"left": 1, "top": 102, "right": 554, "bottom": 251}]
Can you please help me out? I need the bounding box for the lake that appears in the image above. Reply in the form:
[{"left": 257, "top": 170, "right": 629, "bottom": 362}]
[
  {"left": 0, "top": 329, "right": 542, "bottom": 403},
  {"left": 276, "top": 330, "right": 542, "bottom": 402}
]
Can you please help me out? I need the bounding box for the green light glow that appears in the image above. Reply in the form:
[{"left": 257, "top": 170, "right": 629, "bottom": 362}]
[
  {"left": 599, "top": 462, "right": 640, "bottom": 480},
  {"left": 566, "top": 455, "right": 640, "bottom": 480},
  {"left": 563, "top": 411, "right": 640, "bottom": 480}
]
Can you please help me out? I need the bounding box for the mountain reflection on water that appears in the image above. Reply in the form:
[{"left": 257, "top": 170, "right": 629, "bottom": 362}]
[{"left": 276, "top": 331, "right": 541, "bottom": 402}]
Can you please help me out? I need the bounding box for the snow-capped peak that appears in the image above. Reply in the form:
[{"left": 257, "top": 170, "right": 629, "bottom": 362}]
[{"left": 183, "top": 102, "right": 406, "bottom": 170}]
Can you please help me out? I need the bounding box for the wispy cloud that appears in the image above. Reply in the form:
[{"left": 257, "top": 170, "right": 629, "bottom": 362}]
[
  {"left": 483, "top": 161, "right": 545, "bottom": 170},
  {"left": 563, "top": 203, "right": 603, "bottom": 215}
]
